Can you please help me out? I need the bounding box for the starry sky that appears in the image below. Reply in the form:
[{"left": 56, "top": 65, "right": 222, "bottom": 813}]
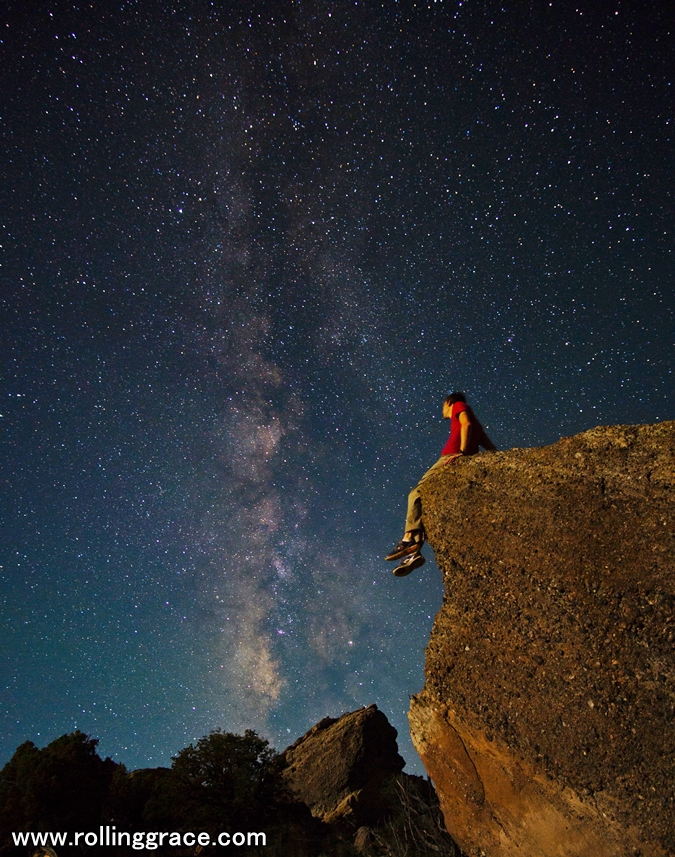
[{"left": 1, "top": 1, "right": 673, "bottom": 775}]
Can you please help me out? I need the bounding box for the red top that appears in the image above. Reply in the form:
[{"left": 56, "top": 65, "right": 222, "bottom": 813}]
[{"left": 441, "top": 401, "right": 483, "bottom": 456}]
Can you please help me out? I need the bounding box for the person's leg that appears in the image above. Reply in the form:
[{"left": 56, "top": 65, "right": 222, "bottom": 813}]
[
  {"left": 404, "top": 456, "right": 450, "bottom": 535},
  {"left": 386, "top": 457, "right": 451, "bottom": 561}
]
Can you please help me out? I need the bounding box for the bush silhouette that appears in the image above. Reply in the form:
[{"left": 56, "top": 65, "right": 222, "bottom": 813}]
[{"left": 106, "top": 765, "right": 170, "bottom": 830}]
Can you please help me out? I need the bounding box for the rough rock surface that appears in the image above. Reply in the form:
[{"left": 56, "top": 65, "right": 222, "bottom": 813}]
[
  {"left": 410, "top": 422, "right": 675, "bottom": 857},
  {"left": 280, "top": 704, "right": 462, "bottom": 854},
  {"left": 280, "top": 704, "right": 405, "bottom": 825}
]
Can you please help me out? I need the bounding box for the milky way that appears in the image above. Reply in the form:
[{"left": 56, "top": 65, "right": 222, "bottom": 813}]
[{"left": 1, "top": 1, "right": 673, "bottom": 774}]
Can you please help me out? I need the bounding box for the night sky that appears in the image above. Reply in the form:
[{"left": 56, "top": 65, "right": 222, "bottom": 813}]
[{"left": 1, "top": 1, "right": 673, "bottom": 775}]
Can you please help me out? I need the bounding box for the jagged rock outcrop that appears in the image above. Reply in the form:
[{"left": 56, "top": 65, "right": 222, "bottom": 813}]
[
  {"left": 281, "top": 704, "right": 461, "bottom": 855},
  {"left": 280, "top": 705, "right": 404, "bottom": 825},
  {"left": 410, "top": 422, "right": 675, "bottom": 857}
]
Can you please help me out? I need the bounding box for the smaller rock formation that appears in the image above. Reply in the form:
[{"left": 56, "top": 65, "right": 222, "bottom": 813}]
[
  {"left": 280, "top": 704, "right": 405, "bottom": 825},
  {"left": 281, "top": 704, "right": 461, "bottom": 855}
]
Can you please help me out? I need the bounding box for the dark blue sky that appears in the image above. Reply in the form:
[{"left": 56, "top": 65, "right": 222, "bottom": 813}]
[{"left": 1, "top": 0, "right": 673, "bottom": 774}]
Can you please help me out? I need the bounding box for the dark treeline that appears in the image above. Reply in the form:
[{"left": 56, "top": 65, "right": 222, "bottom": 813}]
[{"left": 0, "top": 730, "right": 352, "bottom": 857}]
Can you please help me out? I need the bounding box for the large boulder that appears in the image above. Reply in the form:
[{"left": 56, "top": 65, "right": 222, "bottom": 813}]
[
  {"left": 410, "top": 422, "right": 675, "bottom": 857},
  {"left": 280, "top": 704, "right": 405, "bottom": 825}
]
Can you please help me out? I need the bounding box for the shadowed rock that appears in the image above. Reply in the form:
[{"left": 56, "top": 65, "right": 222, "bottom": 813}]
[{"left": 410, "top": 422, "right": 675, "bottom": 857}]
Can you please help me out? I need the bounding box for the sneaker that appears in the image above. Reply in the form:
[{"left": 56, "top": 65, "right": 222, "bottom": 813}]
[
  {"left": 385, "top": 533, "right": 424, "bottom": 561},
  {"left": 393, "top": 551, "right": 425, "bottom": 577}
]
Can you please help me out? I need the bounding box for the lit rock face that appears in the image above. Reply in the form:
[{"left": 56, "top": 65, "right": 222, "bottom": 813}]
[
  {"left": 410, "top": 422, "right": 675, "bottom": 857},
  {"left": 280, "top": 704, "right": 405, "bottom": 825},
  {"left": 280, "top": 705, "right": 461, "bottom": 855}
]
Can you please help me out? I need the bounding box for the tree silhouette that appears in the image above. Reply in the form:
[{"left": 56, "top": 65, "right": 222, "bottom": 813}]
[
  {"left": 143, "top": 729, "right": 294, "bottom": 831},
  {"left": 0, "top": 731, "right": 117, "bottom": 852}
]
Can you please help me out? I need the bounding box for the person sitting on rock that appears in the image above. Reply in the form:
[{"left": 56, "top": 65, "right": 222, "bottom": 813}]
[{"left": 386, "top": 391, "right": 497, "bottom": 576}]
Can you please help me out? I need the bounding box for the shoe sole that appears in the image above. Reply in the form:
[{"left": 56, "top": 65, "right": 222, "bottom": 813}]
[
  {"left": 385, "top": 542, "right": 423, "bottom": 561},
  {"left": 393, "top": 554, "right": 426, "bottom": 577}
]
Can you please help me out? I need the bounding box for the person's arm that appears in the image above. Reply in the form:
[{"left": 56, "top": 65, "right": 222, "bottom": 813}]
[
  {"left": 447, "top": 411, "right": 473, "bottom": 461},
  {"left": 458, "top": 410, "right": 472, "bottom": 454}
]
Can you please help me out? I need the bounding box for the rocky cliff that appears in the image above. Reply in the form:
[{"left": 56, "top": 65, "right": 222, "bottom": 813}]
[{"left": 410, "top": 422, "right": 675, "bottom": 857}]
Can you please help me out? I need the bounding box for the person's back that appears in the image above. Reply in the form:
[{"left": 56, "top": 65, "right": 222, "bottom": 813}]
[{"left": 441, "top": 391, "right": 496, "bottom": 456}]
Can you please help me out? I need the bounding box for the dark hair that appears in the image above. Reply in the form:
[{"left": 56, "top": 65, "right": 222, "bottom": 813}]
[{"left": 445, "top": 391, "right": 467, "bottom": 406}]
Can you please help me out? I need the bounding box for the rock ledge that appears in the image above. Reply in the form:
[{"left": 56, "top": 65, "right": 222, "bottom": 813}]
[{"left": 410, "top": 422, "right": 675, "bottom": 857}]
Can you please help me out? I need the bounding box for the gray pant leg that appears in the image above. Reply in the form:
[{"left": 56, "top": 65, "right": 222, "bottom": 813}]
[{"left": 405, "top": 456, "right": 450, "bottom": 533}]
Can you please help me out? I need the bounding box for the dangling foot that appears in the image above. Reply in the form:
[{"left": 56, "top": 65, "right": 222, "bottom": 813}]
[
  {"left": 393, "top": 551, "right": 425, "bottom": 577},
  {"left": 385, "top": 532, "right": 424, "bottom": 561}
]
